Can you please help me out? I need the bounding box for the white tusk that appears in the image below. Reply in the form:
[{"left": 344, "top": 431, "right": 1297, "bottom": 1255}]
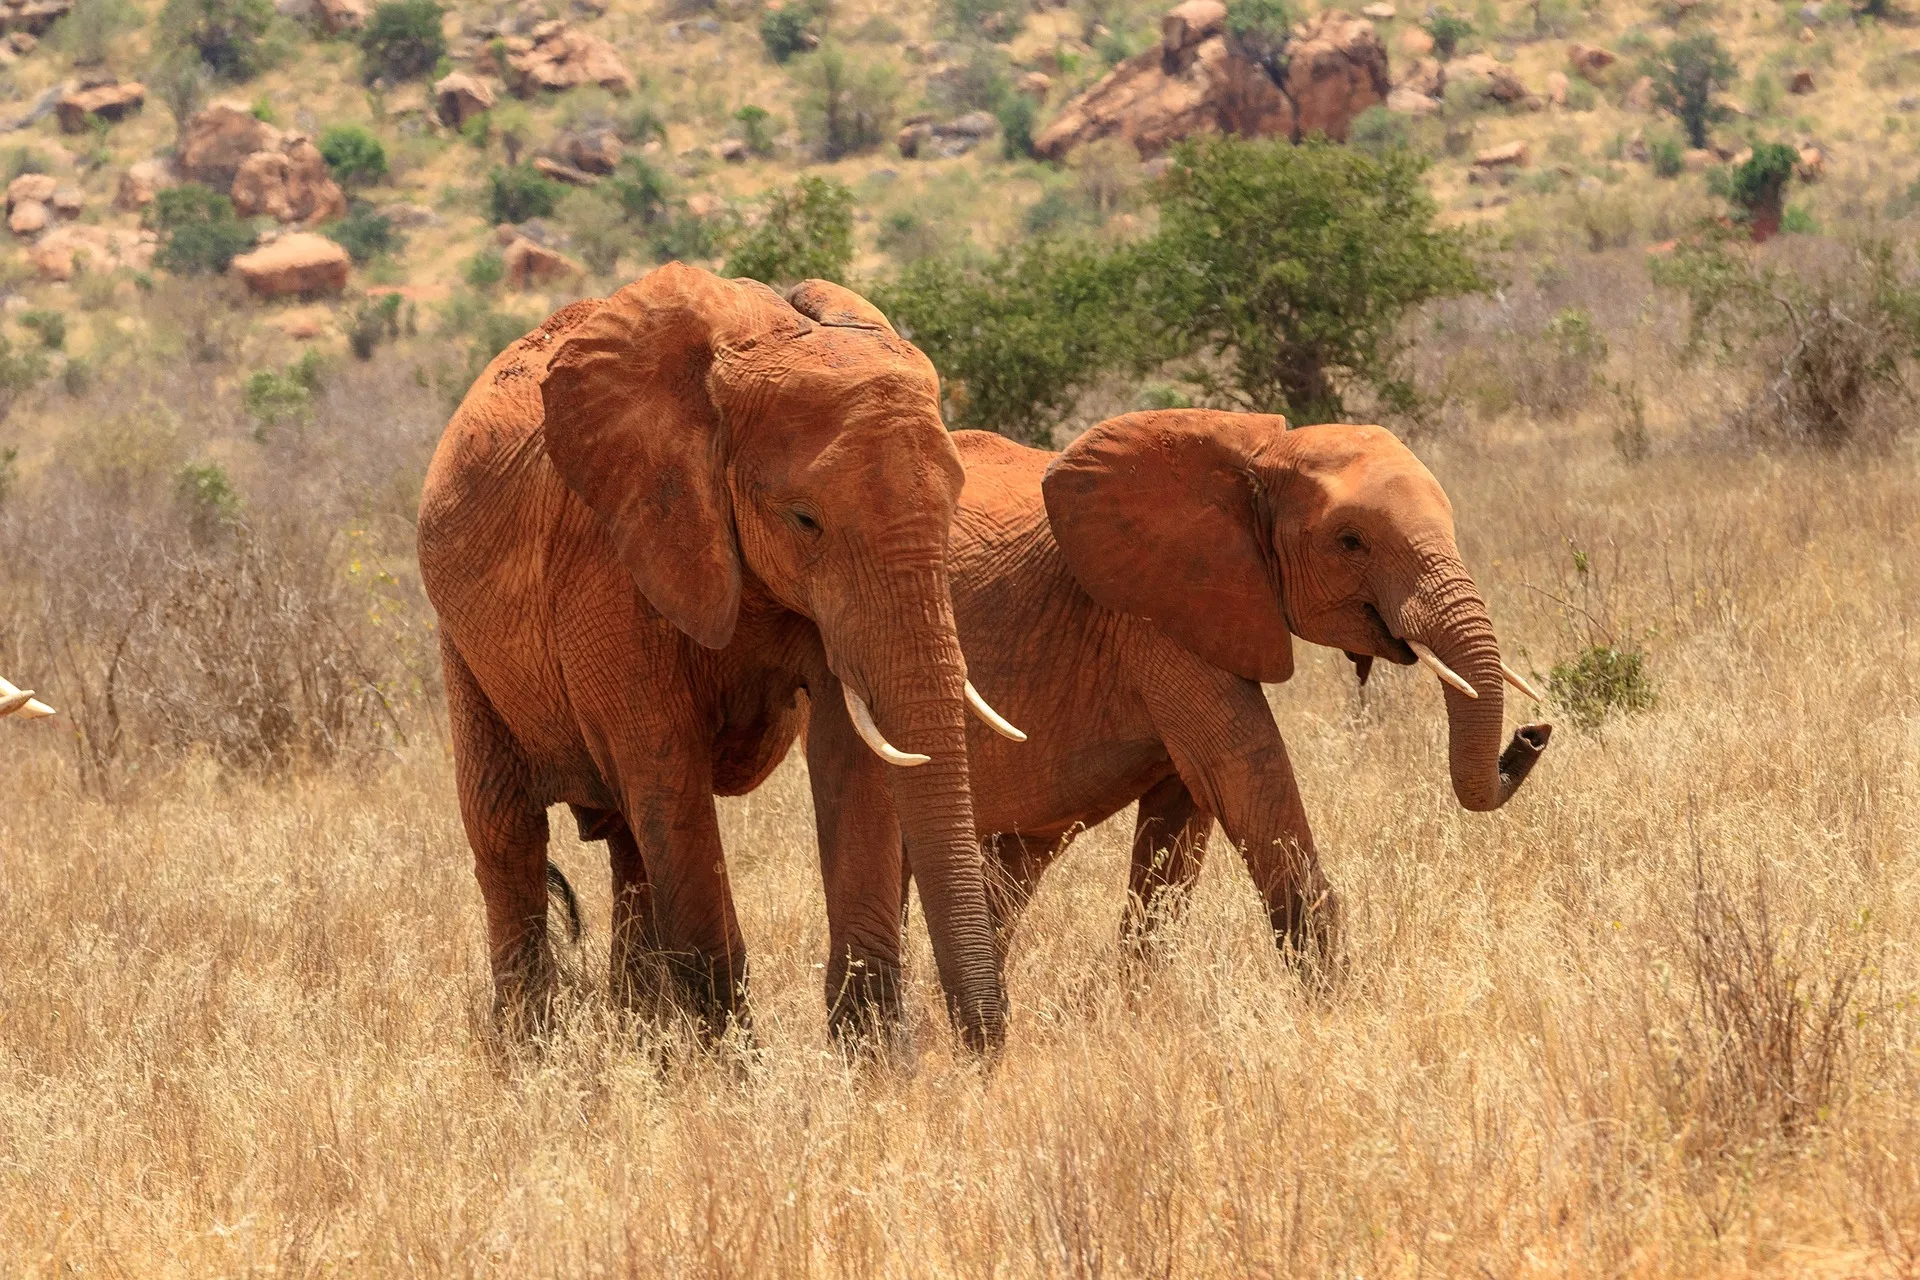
[
  {"left": 0, "top": 675, "right": 54, "bottom": 719},
  {"left": 964, "top": 680, "right": 1026, "bottom": 742},
  {"left": 1500, "top": 661, "right": 1546, "bottom": 702},
  {"left": 843, "top": 685, "right": 930, "bottom": 767},
  {"left": 1406, "top": 641, "right": 1478, "bottom": 699}
]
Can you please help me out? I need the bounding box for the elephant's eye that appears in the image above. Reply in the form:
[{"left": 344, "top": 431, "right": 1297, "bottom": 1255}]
[
  {"left": 1337, "top": 532, "right": 1367, "bottom": 554},
  {"left": 789, "top": 508, "right": 822, "bottom": 536}
]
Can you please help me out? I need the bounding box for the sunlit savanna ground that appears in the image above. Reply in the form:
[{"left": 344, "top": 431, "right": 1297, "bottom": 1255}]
[{"left": 4, "top": 403, "right": 1919, "bottom": 1276}]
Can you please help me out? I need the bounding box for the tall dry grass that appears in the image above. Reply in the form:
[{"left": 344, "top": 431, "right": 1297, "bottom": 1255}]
[{"left": 4, "top": 392, "right": 1918, "bottom": 1275}]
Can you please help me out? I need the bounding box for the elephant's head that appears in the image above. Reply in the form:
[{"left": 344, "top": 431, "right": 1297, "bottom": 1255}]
[
  {"left": 1043, "top": 410, "right": 1550, "bottom": 813},
  {"left": 538, "top": 263, "right": 1007, "bottom": 1046}
]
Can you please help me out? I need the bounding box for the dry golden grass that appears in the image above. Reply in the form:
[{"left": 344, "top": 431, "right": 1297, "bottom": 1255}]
[{"left": 5, "top": 408, "right": 1920, "bottom": 1276}]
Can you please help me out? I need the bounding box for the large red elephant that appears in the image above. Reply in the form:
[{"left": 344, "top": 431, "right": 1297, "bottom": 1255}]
[
  {"left": 811, "top": 410, "right": 1553, "bottom": 968},
  {"left": 417, "top": 265, "right": 1013, "bottom": 1049}
]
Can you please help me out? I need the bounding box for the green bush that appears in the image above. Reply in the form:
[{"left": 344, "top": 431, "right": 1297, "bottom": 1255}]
[
  {"left": 725, "top": 175, "right": 854, "bottom": 285},
  {"left": 175, "top": 461, "right": 241, "bottom": 543},
  {"left": 1727, "top": 141, "right": 1796, "bottom": 229},
  {"left": 795, "top": 45, "right": 901, "bottom": 160},
  {"left": 159, "top": 0, "right": 274, "bottom": 80},
  {"left": 1648, "top": 32, "right": 1735, "bottom": 149},
  {"left": 871, "top": 238, "right": 1152, "bottom": 443},
  {"left": 734, "top": 104, "right": 777, "bottom": 157},
  {"left": 606, "top": 155, "right": 672, "bottom": 226},
  {"left": 359, "top": 0, "right": 444, "bottom": 83},
  {"left": 344, "top": 292, "right": 402, "bottom": 359},
  {"left": 1349, "top": 105, "right": 1411, "bottom": 156},
  {"left": 148, "top": 183, "right": 254, "bottom": 275},
  {"left": 1649, "top": 132, "right": 1685, "bottom": 178},
  {"left": 19, "top": 309, "right": 66, "bottom": 350},
  {"left": 318, "top": 125, "right": 389, "bottom": 189},
  {"left": 1549, "top": 644, "right": 1655, "bottom": 728},
  {"left": 324, "top": 201, "right": 402, "bottom": 264},
  {"left": 48, "top": 0, "right": 139, "bottom": 66},
  {"left": 1226, "top": 0, "right": 1293, "bottom": 80},
  {"left": 931, "top": 41, "right": 1012, "bottom": 114},
  {"left": 559, "top": 187, "right": 633, "bottom": 276},
  {"left": 485, "top": 163, "right": 564, "bottom": 224},
  {"left": 997, "top": 92, "right": 1037, "bottom": 159},
  {"left": 1145, "top": 136, "right": 1490, "bottom": 422},
  {"left": 1423, "top": 10, "right": 1473, "bottom": 60},
  {"left": 462, "top": 248, "right": 504, "bottom": 288},
  {"left": 940, "top": 0, "right": 1022, "bottom": 37},
  {"left": 760, "top": 1, "right": 824, "bottom": 63},
  {"left": 0, "top": 334, "right": 47, "bottom": 422},
  {"left": 242, "top": 350, "right": 323, "bottom": 437}
]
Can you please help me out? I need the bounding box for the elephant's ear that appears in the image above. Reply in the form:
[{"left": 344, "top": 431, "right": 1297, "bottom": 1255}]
[
  {"left": 1043, "top": 410, "right": 1295, "bottom": 683},
  {"left": 784, "top": 279, "right": 897, "bottom": 332},
  {"left": 541, "top": 263, "right": 806, "bottom": 650}
]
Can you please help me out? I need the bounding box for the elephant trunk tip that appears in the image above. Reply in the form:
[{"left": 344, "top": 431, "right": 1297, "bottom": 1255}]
[{"left": 1460, "top": 721, "right": 1553, "bottom": 812}]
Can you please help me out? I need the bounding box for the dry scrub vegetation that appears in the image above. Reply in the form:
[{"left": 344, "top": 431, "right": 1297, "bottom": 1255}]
[{"left": 4, "top": 254, "right": 1920, "bottom": 1275}]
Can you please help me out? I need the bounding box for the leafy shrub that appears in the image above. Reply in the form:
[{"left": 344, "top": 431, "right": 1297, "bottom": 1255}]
[
  {"left": 795, "top": 45, "right": 901, "bottom": 160},
  {"left": 243, "top": 351, "right": 323, "bottom": 437},
  {"left": 485, "top": 163, "right": 563, "bottom": 224},
  {"left": 359, "top": 0, "right": 444, "bottom": 82},
  {"left": 318, "top": 125, "right": 389, "bottom": 189},
  {"left": 0, "top": 445, "right": 16, "bottom": 509},
  {"left": 940, "top": 0, "right": 1022, "bottom": 37},
  {"left": 998, "top": 92, "right": 1037, "bottom": 159},
  {"left": 48, "top": 0, "right": 139, "bottom": 66},
  {"left": 1423, "top": 10, "right": 1473, "bottom": 60},
  {"left": 159, "top": 0, "right": 274, "bottom": 80},
  {"left": 148, "top": 183, "right": 254, "bottom": 275},
  {"left": 931, "top": 41, "right": 1013, "bottom": 114},
  {"left": 872, "top": 237, "right": 1152, "bottom": 443},
  {"left": 1146, "top": 136, "right": 1490, "bottom": 422},
  {"left": 734, "top": 104, "right": 777, "bottom": 157},
  {"left": 0, "top": 334, "right": 46, "bottom": 423},
  {"left": 152, "top": 49, "right": 210, "bottom": 136},
  {"left": 875, "top": 210, "right": 951, "bottom": 263},
  {"left": 1726, "top": 141, "right": 1795, "bottom": 231},
  {"left": 559, "top": 187, "right": 633, "bottom": 276},
  {"left": 725, "top": 175, "right": 854, "bottom": 285},
  {"left": 760, "top": 0, "right": 824, "bottom": 63},
  {"left": 344, "top": 292, "right": 403, "bottom": 359},
  {"left": 1648, "top": 32, "right": 1735, "bottom": 149},
  {"left": 1549, "top": 643, "right": 1655, "bottom": 728},
  {"left": 462, "top": 248, "right": 504, "bottom": 288},
  {"left": 175, "top": 460, "right": 241, "bottom": 543},
  {"left": 1349, "top": 105, "right": 1411, "bottom": 155},
  {"left": 19, "top": 309, "right": 66, "bottom": 350},
  {"left": 325, "top": 202, "right": 402, "bottom": 264},
  {"left": 1649, "top": 132, "right": 1685, "bottom": 178},
  {"left": 606, "top": 155, "right": 672, "bottom": 226},
  {"left": 1226, "top": 0, "right": 1293, "bottom": 80}
]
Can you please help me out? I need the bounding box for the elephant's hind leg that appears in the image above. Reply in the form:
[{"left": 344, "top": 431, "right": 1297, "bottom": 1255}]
[
  {"left": 1122, "top": 775, "right": 1214, "bottom": 947},
  {"left": 984, "top": 829, "right": 1068, "bottom": 959},
  {"left": 442, "top": 638, "right": 556, "bottom": 1034}
]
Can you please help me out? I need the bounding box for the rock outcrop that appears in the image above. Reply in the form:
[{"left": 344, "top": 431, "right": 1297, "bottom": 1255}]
[
  {"left": 179, "top": 102, "right": 281, "bottom": 191},
  {"left": 0, "top": 0, "right": 72, "bottom": 35},
  {"left": 231, "top": 232, "right": 351, "bottom": 297},
  {"left": 6, "top": 171, "right": 53, "bottom": 236},
  {"left": 313, "top": 0, "right": 366, "bottom": 32},
  {"left": 32, "top": 225, "right": 156, "bottom": 280},
  {"left": 1566, "top": 43, "right": 1616, "bottom": 82},
  {"left": 1033, "top": 3, "right": 1386, "bottom": 160},
  {"left": 504, "top": 22, "right": 634, "bottom": 96},
  {"left": 501, "top": 235, "right": 581, "bottom": 288},
  {"left": 115, "top": 158, "right": 175, "bottom": 210},
  {"left": 230, "top": 136, "right": 348, "bottom": 224},
  {"left": 434, "top": 72, "right": 496, "bottom": 127},
  {"left": 566, "top": 128, "right": 621, "bottom": 173},
  {"left": 54, "top": 79, "right": 144, "bottom": 133}
]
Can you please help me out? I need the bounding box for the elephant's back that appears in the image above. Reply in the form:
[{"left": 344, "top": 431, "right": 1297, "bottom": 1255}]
[{"left": 952, "top": 430, "right": 1053, "bottom": 538}]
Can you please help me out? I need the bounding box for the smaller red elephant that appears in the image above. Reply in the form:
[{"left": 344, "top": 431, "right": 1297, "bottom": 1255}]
[{"left": 812, "top": 410, "right": 1553, "bottom": 970}]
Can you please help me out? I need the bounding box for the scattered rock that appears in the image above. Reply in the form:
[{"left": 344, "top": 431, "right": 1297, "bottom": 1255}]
[
  {"left": 505, "top": 22, "right": 635, "bottom": 96},
  {"left": 501, "top": 235, "right": 581, "bottom": 288},
  {"left": 1789, "top": 69, "right": 1815, "bottom": 94},
  {"left": 8, "top": 30, "right": 33, "bottom": 53},
  {"left": 684, "top": 192, "right": 724, "bottom": 219},
  {"left": 1447, "top": 53, "right": 1529, "bottom": 104},
  {"left": 533, "top": 154, "right": 599, "bottom": 184},
  {"left": 1797, "top": 2, "right": 1822, "bottom": 23},
  {"left": 54, "top": 79, "right": 144, "bottom": 133},
  {"left": 1566, "top": 43, "right": 1616, "bottom": 82},
  {"left": 313, "top": 0, "right": 366, "bottom": 32},
  {"left": 1397, "top": 24, "right": 1433, "bottom": 56},
  {"left": 115, "top": 158, "right": 175, "bottom": 210},
  {"left": 1546, "top": 70, "right": 1568, "bottom": 106},
  {"left": 717, "top": 138, "right": 747, "bottom": 162},
  {"left": 179, "top": 101, "right": 282, "bottom": 190},
  {"left": 231, "top": 232, "right": 351, "bottom": 297},
  {"left": 1798, "top": 25, "right": 1814, "bottom": 43},
  {"left": 1683, "top": 148, "right": 1712, "bottom": 172},
  {"left": 384, "top": 201, "right": 440, "bottom": 227},
  {"left": 1360, "top": 2, "right": 1396, "bottom": 17},
  {"left": 229, "top": 136, "right": 346, "bottom": 225},
  {"left": 1018, "top": 70, "right": 1052, "bottom": 99},
  {"left": 7, "top": 197, "right": 43, "bottom": 235},
  {"left": 30, "top": 224, "right": 155, "bottom": 280},
  {"left": 1623, "top": 74, "right": 1654, "bottom": 111},
  {"left": 434, "top": 72, "right": 497, "bottom": 127},
  {"left": 282, "top": 312, "right": 325, "bottom": 340},
  {"left": 1797, "top": 145, "right": 1824, "bottom": 180},
  {"left": 50, "top": 184, "right": 79, "bottom": 217},
  {"left": 566, "top": 128, "right": 621, "bottom": 173},
  {"left": 1386, "top": 86, "right": 1439, "bottom": 115},
  {"left": 0, "top": 0, "right": 74, "bottom": 36},
  {"left": 1395, "top": 55, "right": 1443, "bottom": 98},
  {"left": 1472, "top": 139, "right": 1528, "bottom": 168},
  {"left": 1034, "top": 4, "right": 1387, "bottom": 160},
  {"left": 7, "top": 171, "right": 54, "bottom": 208},
  {"left": 1626, "top": 130, "right": 1648, "bottom": 162}
]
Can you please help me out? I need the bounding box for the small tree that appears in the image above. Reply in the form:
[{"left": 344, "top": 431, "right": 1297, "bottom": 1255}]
[
  {"left": 1726, "top": 142, "right": 1796, "bottom": 239},
  {"left": 159, "top": 0, "right": 274, "bottom": 80},
  {"left": 1227, "top": 0, "right": 1294, "bottom": 82},
  {"left": 151, "top": 49, "right": 209, "bottom": 137},
  {"left": 1145, "top": 136, "right": 1489, "bottom": 422},
  {"left": 148, "top": 183, "right": 254, "bottom": 274},
  {"left": 795, "top": 45, "right": 901, "bottom": 160},
  {"left": 734, "top": 104, "right": 776, "bottom": 157},
  {"left": 324, "top": 201, "right": 401, "bottom": 263},
  {"left": 485, "top": 164, "right": 563, "bottom": 224},
  {"left": 759, "top": 0, "right": 824, "bottom": 63},
  {"left": 359, "top": 0, "right": 444, "bottom": 83},
  {"left": 1422, "top": 10, "right": 1474, "bottom": 60},
  {"left": 317, "top": 124, "right": 389, "bottom": 190},
  {"left": 724, "top": 176, "right": 854, "bottom": 285},
  {"left": 1649, "top": 32, "right": 1735, "bottom": 149}
]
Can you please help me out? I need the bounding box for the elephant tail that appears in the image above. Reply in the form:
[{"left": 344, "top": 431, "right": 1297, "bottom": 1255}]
[{"left": 546, "top": 861, "right": 583, "bottom": 945}]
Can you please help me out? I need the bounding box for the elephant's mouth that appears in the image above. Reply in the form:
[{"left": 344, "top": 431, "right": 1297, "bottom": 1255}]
[{"left": 1361, "top": 603, "right": 1418, "bottom": 665}]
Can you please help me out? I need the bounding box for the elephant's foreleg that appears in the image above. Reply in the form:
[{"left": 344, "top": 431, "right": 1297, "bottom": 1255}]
[
  {"left": 443, "top": 638, "right": 556, "bottom": 1034},
  {"left": 1121, "top": 775, "right": 1214, "bottom": 946},
  {"left": 602, "top": 819, "right": 666, "bottom": 1009},
  {"left": 620, "top": 782, "right": 749, "bottom": 1039}
]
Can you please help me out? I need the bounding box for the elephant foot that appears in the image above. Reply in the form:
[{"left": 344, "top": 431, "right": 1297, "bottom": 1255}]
[
  {"left": 826, "top": 955, "right": 905, "bottom": 1053},
  {"left": 666, "top": 950, "right": 752, "bottom": 1044},
  {"left": 1270, "top": 885, "right": 1347, "bottom": 997},
  {"left": 490, "top": 936, "right": 559, "bottom": 1041}
]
